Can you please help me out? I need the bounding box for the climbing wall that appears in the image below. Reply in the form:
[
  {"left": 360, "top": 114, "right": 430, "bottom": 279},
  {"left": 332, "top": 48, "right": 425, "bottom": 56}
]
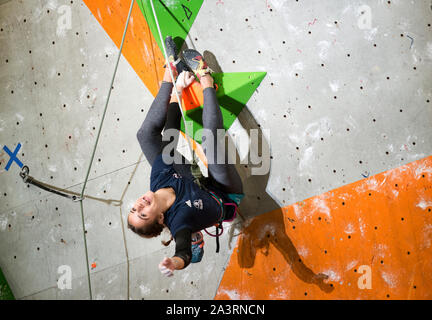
[
  {"left": 216, "top": 157, "right": 432, "bottom": 299},
  {"left": 0, "top": 0, "right": 431, "bottom": 300}
]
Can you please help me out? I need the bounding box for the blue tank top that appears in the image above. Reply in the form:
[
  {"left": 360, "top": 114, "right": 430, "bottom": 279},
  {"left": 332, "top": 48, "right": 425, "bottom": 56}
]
[{"left": 150, "top": 154, "right": 223, "bottom": 237}]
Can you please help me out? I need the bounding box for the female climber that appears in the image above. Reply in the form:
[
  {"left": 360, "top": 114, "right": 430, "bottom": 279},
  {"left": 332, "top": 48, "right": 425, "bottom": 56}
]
[{"left": 127, "top": 36, "right": 244, "bottom": 277}]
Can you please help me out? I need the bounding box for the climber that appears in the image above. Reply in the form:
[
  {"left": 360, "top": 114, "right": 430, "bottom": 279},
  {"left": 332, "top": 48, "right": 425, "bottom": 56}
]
[{"left": 127, "top": 36, "right": 244, "bottom": 277}]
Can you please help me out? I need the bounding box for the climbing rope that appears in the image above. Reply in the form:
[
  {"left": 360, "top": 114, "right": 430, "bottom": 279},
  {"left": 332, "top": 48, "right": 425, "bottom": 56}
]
[
  {"left": 78, "top": 0, "right": 135, "bottom": 300},
  {"left": 149, "top": 0, "right": 196, "bottom": 162}
]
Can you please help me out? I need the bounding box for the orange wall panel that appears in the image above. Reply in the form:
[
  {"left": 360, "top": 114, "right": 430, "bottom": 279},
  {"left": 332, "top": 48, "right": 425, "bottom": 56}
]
[
  {"left": 82, "top": 0, "right": 164, "bottom": 97},
  {"left": 216, "top": 156, "right": 432, "bottom": 300}
]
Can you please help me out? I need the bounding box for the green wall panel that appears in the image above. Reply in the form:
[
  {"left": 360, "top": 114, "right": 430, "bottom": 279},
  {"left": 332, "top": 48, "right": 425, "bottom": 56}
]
[{"left": 0, "top": 268, "right": 14, "bottom": 300}]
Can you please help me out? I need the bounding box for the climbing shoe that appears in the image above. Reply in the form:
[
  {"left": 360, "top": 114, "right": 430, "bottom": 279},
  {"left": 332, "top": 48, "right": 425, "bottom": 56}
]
[
  {"left": 182, "top": 49, "right": 213, "bottom": 80},
  {"left": 164, "top": 36, "right": 190, "bottom": 74}
]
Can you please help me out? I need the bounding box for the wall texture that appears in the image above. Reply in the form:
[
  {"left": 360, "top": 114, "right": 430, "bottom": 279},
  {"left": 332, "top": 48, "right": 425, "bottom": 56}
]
[{"left": 0, "top": 0, "right": 431, "bottom": 300}]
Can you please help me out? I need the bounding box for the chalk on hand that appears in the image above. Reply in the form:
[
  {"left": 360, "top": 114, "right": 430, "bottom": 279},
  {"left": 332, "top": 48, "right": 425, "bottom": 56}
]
[{"left": 159, "top": 265, "right": 174, "bottom": 277}]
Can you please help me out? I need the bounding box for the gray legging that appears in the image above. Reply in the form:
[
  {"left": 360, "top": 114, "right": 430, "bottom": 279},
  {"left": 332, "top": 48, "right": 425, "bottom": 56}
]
[{"left": 137, "top": 81, "right": 243, "bottom": 195}]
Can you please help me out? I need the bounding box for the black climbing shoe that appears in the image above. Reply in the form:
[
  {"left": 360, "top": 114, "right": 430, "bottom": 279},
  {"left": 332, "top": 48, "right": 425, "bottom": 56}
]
[
  {"left": 164, "top": 36, "right": 190, "bottom": 74},
  {"left": 182, "top": 49, "right": 213, "bottom": 80}
]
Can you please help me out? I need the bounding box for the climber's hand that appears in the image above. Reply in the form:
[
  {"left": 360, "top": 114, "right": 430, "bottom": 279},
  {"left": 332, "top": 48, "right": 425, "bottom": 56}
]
[
  {"left": 163, "top": 63, "right": 178, "bottom": 82},
  {"left": 159, "top": 257, "right": 175, "bottom": 277},
  {"left": 175, "top": 71, "right": 195, "bottom": 93}
]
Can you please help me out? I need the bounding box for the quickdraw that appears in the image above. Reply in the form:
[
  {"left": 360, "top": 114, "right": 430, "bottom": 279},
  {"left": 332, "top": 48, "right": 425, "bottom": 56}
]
[{"left": 19, "top": 166, "right": 83, "bottom": 202}]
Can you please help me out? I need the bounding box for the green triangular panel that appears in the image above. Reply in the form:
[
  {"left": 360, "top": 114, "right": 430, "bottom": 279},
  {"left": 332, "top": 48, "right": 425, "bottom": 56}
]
[
  {"left": 136, "top": 0, "right": 204, "bottom": 52},
  {"left": 180, "top": 72, "right": 267, "bottom": 144},
  {"left": 0, "top": 267, "right": 15, "bottom": 300}
]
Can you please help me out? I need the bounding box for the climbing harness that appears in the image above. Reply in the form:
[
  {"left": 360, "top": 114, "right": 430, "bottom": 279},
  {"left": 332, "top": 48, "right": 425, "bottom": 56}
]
[
  {"left": 205, "top": 190, "right": 225, "bottom": 253},
  {"left": 192, "top": 173, "right": 240, "bottom": 253},
  {"left": 205, "top": 192, "right": 240, "bottom": 253},
  {"left": 19, "top": 166, "right": 83, "bottom": 202}
]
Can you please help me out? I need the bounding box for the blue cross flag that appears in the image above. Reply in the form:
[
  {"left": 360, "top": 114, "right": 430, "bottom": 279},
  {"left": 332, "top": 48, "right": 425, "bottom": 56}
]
[{"left": 2, "top": 143, "right": 24, "bottom": 171}]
